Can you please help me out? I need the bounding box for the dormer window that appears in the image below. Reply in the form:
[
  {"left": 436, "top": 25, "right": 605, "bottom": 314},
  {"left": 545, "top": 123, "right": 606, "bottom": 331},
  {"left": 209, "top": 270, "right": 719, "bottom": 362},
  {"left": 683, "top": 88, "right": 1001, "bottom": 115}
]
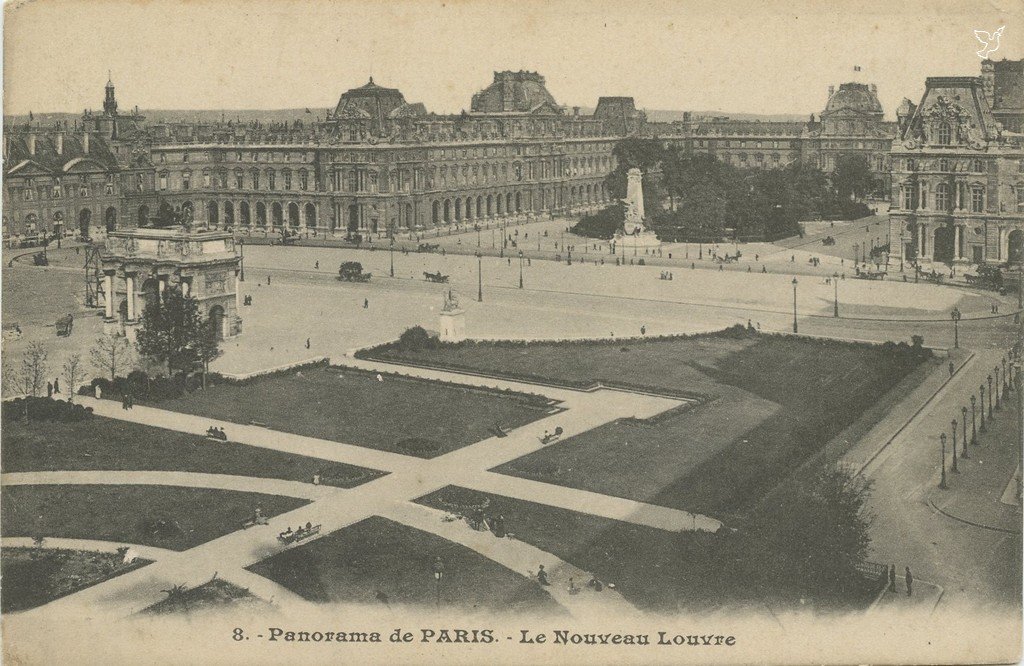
[
  {"left": 937, "top": 122, "right": 952, "bottom": 145},
  {"left": 938, "top": 158, "right": 951, "bottom": 172},
  {"left": 52, "top": 178, "right": 62, "bottom": 198}
]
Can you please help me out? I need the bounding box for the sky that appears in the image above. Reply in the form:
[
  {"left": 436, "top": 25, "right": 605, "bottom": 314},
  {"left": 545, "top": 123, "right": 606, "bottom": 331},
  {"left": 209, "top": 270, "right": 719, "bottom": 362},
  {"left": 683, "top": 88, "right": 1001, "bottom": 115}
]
[{"left": 3, "top": 0, "right": 1022, "bottom": 119}]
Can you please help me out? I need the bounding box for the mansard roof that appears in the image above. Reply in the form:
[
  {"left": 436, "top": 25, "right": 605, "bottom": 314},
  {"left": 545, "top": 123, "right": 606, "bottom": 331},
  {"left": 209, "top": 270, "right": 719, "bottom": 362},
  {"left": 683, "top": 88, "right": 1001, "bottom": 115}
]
[
  {"left": 470, "top": 71, "right": 560, "bottom": 114},
  {"left": 4, "top": 131, "right": 120, "bottom": 177},
  {"left": 900, "top": 76, "right": 1000, "bottom": 144},
  {"left": 822, "top": 82, "right": 883, "bottom": 117}
]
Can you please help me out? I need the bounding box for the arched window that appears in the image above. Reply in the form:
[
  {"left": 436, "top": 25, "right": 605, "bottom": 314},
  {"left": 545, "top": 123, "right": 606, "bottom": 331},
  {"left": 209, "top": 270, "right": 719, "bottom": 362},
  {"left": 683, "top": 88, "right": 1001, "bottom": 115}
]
[
  {"left": 938, "top": 158, "right": 950, "bottom": 172},
  {"left": 936, "top": 122, "right": 952, "bottom": 145},
  {"left": 971, "top": 159, "right": 984, "bottom": 173}
]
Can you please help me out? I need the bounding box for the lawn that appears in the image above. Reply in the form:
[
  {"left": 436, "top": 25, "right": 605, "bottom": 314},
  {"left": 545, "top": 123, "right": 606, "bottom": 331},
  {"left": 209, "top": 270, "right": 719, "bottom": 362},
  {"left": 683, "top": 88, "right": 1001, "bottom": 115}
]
[
  {"left": 417, "top": 486, "right": 882, "bottom": 614},
  {"left": 367, "top": 330, "right": 933, "bottom": 516},
  {"left": 247, "top": 515, "right": 561, "bottom": 615},
  {"left": 1, "top": 485, "right": 308, "bottom": 551},
  {"left": 150, "top": 365, "right": 551, "bottom": 458},
  {"left": 2, "top": 416, "right": 383, "bottom": 488},
  {"left": 1, "top": 547, "right": 149, "bottom": 613}
]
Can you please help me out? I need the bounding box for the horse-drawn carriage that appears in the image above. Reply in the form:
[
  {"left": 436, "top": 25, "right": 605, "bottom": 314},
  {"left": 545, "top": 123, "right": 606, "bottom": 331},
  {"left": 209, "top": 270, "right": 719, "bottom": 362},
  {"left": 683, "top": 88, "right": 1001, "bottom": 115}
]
[
  {"left": 539, "top": 426, "right": 564, "bottom": 445},
  {"left": 854, "top": 270, "right": 885, "bottom": 281},
  {"left": 55, "top": 313, "right": 74, "bottom": 337},
  {"left": 423, "top": 270, "right": 449, "bottom": 283},
  {"left": 821, "top": 236, "right": 836, "bottom": 246},
  {"left": 417, "top": 243, "right": 440, "bottom": 253}
]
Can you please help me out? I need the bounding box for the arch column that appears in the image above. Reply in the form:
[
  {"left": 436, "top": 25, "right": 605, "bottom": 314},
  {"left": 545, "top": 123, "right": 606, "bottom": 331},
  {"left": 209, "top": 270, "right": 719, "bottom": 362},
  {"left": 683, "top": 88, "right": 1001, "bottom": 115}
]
[
  {"left": 125, "top": 272, "right": 137, "bottom": 321},
  {"left": 103, "top": 271, "right": 115, "bottom": 320}
]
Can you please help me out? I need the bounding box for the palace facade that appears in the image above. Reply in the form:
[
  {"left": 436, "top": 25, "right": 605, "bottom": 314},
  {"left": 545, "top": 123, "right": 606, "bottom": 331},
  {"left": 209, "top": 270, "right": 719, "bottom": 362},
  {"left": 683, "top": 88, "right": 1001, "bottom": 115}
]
[
  {"left": 4, "top": 61, "right": 1023, "bottom": 271},
  {"left": 887, "top": 72, "right": 1024, "bottom": 268}
]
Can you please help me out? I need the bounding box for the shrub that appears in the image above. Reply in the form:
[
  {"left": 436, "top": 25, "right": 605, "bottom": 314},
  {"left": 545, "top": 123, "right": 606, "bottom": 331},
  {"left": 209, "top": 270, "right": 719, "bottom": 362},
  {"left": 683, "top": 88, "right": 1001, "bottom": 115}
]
[
  {"left": 396, "top": 326, "right": 437, "bottom": 352},
  {"left": 2, "top": 397, "right": 94, "bottom": 424}
]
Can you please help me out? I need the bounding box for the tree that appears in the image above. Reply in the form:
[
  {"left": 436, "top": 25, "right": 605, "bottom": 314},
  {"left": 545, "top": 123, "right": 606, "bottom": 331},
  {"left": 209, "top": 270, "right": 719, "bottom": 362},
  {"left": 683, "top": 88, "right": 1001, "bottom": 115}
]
[
  {"left": 748, "top": 466, "right": 873, "bottom": 600},
  {"left": 135, "top": 287, "right": 220, "bottom": 377},
  {"left": 832, "top": 153, "right": 874, "bottom": 202},
  {"left": 3, "top": 342, "right": 49, "bottom": 420},
  {"left": 4, "top": 342, "right": 49, "bottom": 398},
  {"left": 90, "top": 335, "right": 134, "bottom": 381},
  {"left": 62, "top": 354, "right": 84, "bottom": 403},
  {"left": 604, "top": 138, "right": 669, "bottom": 205}
]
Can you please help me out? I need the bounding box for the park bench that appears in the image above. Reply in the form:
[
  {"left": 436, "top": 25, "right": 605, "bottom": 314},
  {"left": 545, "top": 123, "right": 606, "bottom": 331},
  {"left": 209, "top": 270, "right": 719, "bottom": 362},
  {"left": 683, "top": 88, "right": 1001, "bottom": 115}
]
[{"left": 277, "top": 524, "right": 321, "bottom": 545}]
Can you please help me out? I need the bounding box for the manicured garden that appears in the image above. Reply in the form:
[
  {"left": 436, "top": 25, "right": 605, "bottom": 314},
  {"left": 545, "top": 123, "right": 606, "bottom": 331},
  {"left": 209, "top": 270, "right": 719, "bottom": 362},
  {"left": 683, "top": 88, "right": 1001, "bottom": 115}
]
[
  {"left": 1, "top": 485, "right": 308, "bottom": 551},
  {"left": 2, "top": 415, "right": 384, "bottom": 488},
  {"left": 1, "top": 547, "right": 149, "bottom": 613},
  {"left": 146, "top": 365, "right": 552, "bottom": 458},
  {"left": 247, "top": 516, "right": 561, "bottom": 615},
  {"left": 367, "top": 329, "right": 935, "bottom": 516}
]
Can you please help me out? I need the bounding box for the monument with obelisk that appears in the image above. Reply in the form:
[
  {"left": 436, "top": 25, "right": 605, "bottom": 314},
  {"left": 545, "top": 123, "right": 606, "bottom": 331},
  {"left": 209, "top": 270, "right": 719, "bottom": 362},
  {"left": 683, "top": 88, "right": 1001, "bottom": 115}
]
[{"left": 614, "top": 167, "right": 661, "bottom": 251}]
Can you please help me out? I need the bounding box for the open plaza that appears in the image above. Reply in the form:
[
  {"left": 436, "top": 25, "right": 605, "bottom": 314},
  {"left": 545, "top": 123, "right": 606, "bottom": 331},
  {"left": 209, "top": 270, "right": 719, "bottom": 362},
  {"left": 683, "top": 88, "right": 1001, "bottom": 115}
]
[{"left": 2, "top": 209, "right": 1020, "bottom": 627}]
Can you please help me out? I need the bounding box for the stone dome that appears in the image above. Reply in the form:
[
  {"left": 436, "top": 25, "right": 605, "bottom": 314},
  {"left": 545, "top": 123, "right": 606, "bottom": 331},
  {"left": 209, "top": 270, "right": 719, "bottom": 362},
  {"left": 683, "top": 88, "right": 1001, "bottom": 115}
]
[{"left": 823, "top": 82, "right": 883, "bottom": 116}]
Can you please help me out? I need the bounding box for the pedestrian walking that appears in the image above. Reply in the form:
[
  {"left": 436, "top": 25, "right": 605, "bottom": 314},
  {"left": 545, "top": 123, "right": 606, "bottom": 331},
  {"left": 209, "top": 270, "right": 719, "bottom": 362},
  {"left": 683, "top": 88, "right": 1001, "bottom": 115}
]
[
  {"left": 267, "top": 275, "right": 271, "bottom": 286},
  {"left": 53, "top": 378, "right": 60, "bottom": 393},
  {"left": 306, "top": 338, "right": 311, "bottom": 349},
  {"left": 948, "top": 361, "right": 954, "bottom": 377},
  {"left": 315, "top": 260, "right": 319, "bottom": 270},
  {"left": 888, "top": 565, "right": 896, "bottom": 592},
  {"left": 905, "top": 567, "right": 913, "bottom": 596},
  {"left": 47, "top": 381, "right": 53, "bottom": 397},
  {"left": 364, "top": 298, "right": 369, "bottom": 309},
  {"left": 537, "top": 564, "right": 550, "bottom": 586}
]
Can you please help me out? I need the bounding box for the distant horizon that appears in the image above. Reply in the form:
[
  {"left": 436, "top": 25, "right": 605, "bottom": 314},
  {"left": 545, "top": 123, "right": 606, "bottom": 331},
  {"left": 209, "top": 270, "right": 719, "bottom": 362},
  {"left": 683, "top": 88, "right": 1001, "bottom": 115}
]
[{"left": 4, "top": 0, "right": 1021, "bottom": 119}]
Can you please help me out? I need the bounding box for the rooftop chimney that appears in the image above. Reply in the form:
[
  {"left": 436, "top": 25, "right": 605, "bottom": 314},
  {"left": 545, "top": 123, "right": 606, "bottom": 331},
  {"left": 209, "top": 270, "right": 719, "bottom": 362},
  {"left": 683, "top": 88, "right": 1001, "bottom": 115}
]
[
  {"left": 82, "top": 131, "right": 90, "bottom": 154},
  {"left": 28, "top": 133, "right": 36, "bottom": 155}
]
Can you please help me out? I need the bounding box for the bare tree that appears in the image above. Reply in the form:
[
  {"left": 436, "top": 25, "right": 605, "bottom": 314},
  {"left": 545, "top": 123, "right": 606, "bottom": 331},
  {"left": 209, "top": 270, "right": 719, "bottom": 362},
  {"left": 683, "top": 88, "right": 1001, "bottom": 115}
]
[
  {"left": 89, "top": 335, "right": 133, "bottom": 381},
  {"left": 63, "top": 354, "right": 84, "bottom": 403},
  {"left": 4, "top": 342, "right": 49, "bottom": 397}
]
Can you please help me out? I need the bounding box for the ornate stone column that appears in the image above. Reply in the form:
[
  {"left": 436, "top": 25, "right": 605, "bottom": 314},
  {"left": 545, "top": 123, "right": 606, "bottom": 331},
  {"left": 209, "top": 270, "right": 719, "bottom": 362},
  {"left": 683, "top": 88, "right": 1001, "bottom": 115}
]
[
  {"left": 125, "top": 272, "right": 136, "bottom": 320},
  {"left": 103, "top": 271, "right": 115, "bottom": 319}
]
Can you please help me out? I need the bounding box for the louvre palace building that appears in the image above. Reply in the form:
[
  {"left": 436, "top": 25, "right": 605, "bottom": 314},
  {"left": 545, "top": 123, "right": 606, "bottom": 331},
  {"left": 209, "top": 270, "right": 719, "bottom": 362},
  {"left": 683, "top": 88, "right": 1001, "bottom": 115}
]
[{"left": 3, "top": 63, "right": 1022, "bottom": 267}]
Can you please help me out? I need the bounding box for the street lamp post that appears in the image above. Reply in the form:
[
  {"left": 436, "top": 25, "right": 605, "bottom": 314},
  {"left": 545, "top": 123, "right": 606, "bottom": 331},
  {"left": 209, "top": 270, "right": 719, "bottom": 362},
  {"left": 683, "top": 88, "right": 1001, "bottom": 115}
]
[
  {"left": 518, "top": 250, "right": 524, "bottom": 289},
  {"left": 961, "top": 407, "right": 969, "bottom": 458},
  {"left": 970, "top": 394, "right": 977, "bottom": 444},
  {"left": 988, "top": 375, "right": 994, "bottom": 418},
  {"left": 951, "top": 420, "right": 959, "bottom": 472},
  {"left": 476, "top": 251, "right": 483, "bottom": 302},
  {"left": 980, "top": 384, "right": 987, "bottom": 432},
  {"left": 238, "top": 238, "right": 245, "bottom": 282},
  {"left": 476, "top": 224, "right": 481, "bottom": 248},
  {"left": 792, "top": 278, "right": 799, "bottom": 333},
  {"left": 833, "top": 272, "right": 840, "bottom": 318},
  {"left": 389, "top": 238, "right": 395, "bottom": 278},
  {"left": 995, "top": 365, "right": 1002, "bottom": 409},
  {"left": 951, "top": 307, "right": 961, "bottom": 349},
  {"left": 1003, "top": 357, "right": 1009, "bottom": 393},
  {"left": 939, "top": 433, "right": 948, "bottom": 489}
]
